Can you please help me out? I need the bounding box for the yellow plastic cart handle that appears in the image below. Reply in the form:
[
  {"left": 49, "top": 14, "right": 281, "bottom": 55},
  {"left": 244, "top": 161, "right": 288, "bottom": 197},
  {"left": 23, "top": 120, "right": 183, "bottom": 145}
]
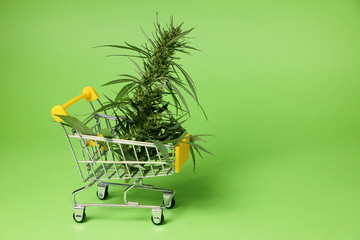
[
  {"left": 174, "top": 133, "right": 190, "bottom": 173},
  {"left": 51, "top": 86, "right": 99, "bottom": 123}
]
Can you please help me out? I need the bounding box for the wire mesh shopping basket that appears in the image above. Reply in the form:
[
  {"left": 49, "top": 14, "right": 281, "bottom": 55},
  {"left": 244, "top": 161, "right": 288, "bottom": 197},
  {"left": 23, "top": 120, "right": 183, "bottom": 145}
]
[{"left": 51, "top": 86, "right": 190, "bottom": 224}]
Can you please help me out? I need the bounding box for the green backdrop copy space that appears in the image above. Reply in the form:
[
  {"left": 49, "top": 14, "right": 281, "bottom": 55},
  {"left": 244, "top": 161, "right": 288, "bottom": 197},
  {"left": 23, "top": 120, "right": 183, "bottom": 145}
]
[{"left": 1, "top": 0, "right": 360, "bottom": 239}]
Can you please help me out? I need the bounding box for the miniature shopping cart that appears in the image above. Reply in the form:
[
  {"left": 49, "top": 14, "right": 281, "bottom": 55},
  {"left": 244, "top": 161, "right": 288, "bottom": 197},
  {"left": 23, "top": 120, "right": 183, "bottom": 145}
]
[{"left": 51, "top": 86, "right": 190, "bottom": 224}]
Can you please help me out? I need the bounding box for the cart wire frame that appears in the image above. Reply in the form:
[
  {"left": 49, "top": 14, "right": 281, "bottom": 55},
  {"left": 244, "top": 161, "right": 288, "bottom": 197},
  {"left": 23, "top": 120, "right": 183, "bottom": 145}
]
[{"left": 53, "top": 87, "right": 185, "bottom": 224}]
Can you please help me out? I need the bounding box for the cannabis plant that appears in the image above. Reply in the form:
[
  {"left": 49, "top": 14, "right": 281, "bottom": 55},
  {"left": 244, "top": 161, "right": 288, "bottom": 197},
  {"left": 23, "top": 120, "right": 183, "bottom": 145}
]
[{"left": 59, "top": 16, "right": 212, "bottom": 171}]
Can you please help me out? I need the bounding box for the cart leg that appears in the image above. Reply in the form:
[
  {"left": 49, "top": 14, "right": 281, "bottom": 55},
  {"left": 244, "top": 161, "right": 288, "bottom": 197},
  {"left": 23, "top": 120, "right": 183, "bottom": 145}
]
[
  {"left": 139, "top": 179, "right": 154, "bottom": 189},
  {"left": 151, "top": 208, "right": 164, "bottom": 225},
  {"left": 163, "top": 191, "right": 175, "bottom": 209},
  {"left": 73, "top": 206, "right": 86, "bottom": 223},
  {"left": 124, "top": 178, "right": 141, "bottom": 205},
  {"left": 72, "top": 180, "right": 96, "bottom": 205}
]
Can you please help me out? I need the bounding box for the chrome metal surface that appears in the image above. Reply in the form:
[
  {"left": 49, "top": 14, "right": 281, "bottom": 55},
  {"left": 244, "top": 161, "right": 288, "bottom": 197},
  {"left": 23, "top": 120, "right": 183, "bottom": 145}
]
[
  {"left": 163, "top": 191, "right": 175, "bottom": 208},
  {"left": 59, "top": 99, "right": 178, "bottom": 223},
  {"left": 124, "top": 178, "right": 140, "bottom": 205}
]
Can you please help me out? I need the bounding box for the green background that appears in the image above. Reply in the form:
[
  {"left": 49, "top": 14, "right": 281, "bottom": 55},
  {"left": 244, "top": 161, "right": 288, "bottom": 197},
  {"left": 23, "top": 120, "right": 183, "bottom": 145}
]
[{"left": 1, "top": 0, "right": 360, "bottom": 239}]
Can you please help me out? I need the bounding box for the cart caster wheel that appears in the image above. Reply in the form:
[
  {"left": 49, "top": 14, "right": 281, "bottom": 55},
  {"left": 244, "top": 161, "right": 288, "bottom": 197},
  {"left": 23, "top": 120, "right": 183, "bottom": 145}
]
[
  {"left": 151, "top": 214, "right": 164, "bottom": 225},
  {"left": 73, "top": 212, "right": 86, "bottom": 223},
  {"left": 97, "top": 186, "right": 109, "bottom": 200},
  {"left": 163, "top": 198, "right": 175, "bottom": 209}
]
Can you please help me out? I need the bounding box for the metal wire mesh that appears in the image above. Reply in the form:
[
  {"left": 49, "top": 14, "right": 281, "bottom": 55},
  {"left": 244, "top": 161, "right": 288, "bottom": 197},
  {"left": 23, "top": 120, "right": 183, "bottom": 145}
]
[{"left": 62, "top": 108, "right": 175, "bottom": 182}]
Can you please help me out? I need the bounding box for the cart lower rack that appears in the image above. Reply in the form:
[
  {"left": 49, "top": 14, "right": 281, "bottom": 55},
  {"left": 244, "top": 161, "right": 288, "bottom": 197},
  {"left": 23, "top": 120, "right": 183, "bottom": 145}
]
[{"left": 51, "top": 86, "right": 190, "bottom": 224}]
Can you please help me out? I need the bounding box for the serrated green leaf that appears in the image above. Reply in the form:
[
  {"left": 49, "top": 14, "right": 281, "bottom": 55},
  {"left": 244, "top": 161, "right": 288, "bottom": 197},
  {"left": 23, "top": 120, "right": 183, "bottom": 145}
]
[
  {"left": 117, "top": 74, "right": 140, "bottom": 81},
  {"left": 172, "top": 62, "right": 198, "bottom": 99},
  {"left": 96, "top": 44, "right": 150, "bottom": 57},
  {"left": 192, "top": 145, "right": 203, "bottom": 159},
  {"left": 128, "top": 164, "right": 146, "bottom": 170},
  {"left": 189, "top": 136, "right": 206, "bottom": 142},
  {"left": 124, "top": 42, "right": 150, "bottom": 57},
  {"left": 140, "top": 26, "right": 155, "bottom": 47},
  {"left": 167, "top": 28, "right": 193, "bottom": 46},
  {"left": 187, "top": 142, "right": 214, "bottom": 156},
  {"left": 93, "top": 101, "right": 129, "bottom": 114},
  {"left": 98, "top": 129, "right": 113, "bottom": 138},
  {"left": 128, "top": 58, "right": 143, "bottom": 76},
  {"left": 168, "top": 119, "right": 187, "bottom": 130},
  {"left": 106, "top": 54, "right": 147, "bottom": 59},
  {"left": 123, "top": 150, "right": 137, "bottom": 161},
  {"left": 153, "top": 140, "right": 170, "bottom": 164},
  {"left": 102, "top": 79, "right": 136, "bottom": 86},
  {"left": 168, "top": 82, "right": 190, "bottom": 115},
  {"left": 183, "top": 45, "right": 201, "bottom": 51},
  {"left": 57, "top": 115, "right": 94, "bottom": 135},
  {"left": 116, "top": 83, "right": 136, "bottom": 101},
  {"left": 189, "top": 145, "right": 196, "bottom": 173}
]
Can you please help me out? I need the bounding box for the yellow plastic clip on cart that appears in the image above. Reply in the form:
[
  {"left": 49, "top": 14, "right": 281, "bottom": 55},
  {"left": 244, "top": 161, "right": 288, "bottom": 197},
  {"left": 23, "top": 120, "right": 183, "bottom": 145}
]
[{"left": 52, "top": 86, "right": 190, "bottom": 224}]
